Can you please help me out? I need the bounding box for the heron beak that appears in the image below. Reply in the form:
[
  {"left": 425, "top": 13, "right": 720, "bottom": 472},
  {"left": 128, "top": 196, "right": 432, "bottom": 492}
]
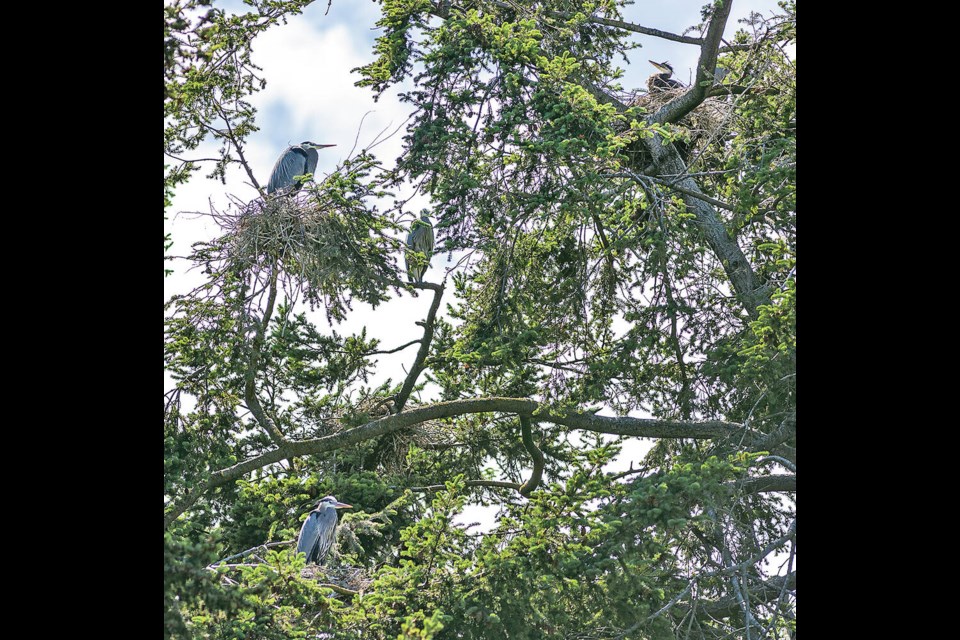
[
  {"left": 649, "top": 60, "right": 670, "bottom": 72},
  {"left": 316, "top": 144, "right": 336, "bottom": 148},
  {"left": 333, "top": 502, "right": 352, "bottom": 509}
]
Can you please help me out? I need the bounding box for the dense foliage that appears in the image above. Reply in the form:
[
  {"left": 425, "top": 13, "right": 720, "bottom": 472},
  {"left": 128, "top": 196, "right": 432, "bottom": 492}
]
[{"left": 165, "top": 1, "right": 796, "bottom": 638}]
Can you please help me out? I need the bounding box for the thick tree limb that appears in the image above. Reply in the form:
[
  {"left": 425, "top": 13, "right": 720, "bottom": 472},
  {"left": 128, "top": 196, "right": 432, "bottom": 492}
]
[
  {"left": 733, "top": 474, "right": 796, "bottom": 494},
  {"left": 164, "top": 397, "right": 743, "bottom": 528},
  {"left": 394, "top": 282, "right": 444, "bottom": 413},
  {"left": 638, "top": 1, "right": 771, "bottom": 317},
  {"left": 644, "top": 132, "right": 769, "bottom": 316},
  {"left": 751, "top": 412, "right": 796, "bottom": 454},
  {"left": 518, "top": 415, "right": 545, "bottom": 497},
  {"left": 649, "top": 0, "right": 733, "bottom": 126}
]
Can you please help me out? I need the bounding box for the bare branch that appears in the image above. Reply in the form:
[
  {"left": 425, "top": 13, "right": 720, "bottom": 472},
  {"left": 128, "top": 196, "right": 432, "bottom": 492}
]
[
  {"left": 213, "top": 103, "right": 263, "bottom": 194},
  {"left": 394, "top": 282, "right": 445, "bottom": 413},
  {"left": 518, "top": 415, "right": 545, "bottom": 497},
  {"left": 707, "top": 84, "right": 780, "bottom": 97},
  {"left": 367, "top": 339, "right": 421, "bottom": 356},
  {"left": 243, "top": 269, "right": 287, "bottom": 447},
  {"left": 208, "top": 540, "right": 294, "bottom": 568}
]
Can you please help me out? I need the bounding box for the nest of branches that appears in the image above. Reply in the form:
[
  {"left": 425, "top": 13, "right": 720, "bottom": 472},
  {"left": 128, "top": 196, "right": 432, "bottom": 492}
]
[
  {"left": 301, "top": 564, "right": 372, "bottom": 594},
  {"left": 207, "top": 182, "right": 403, "bottom": 322},
  {"left": 628, "top": 87, "right": 732, "bottom": 157},
  {"left": 228, "top": 195, "right": 346, "bottom": 285}
]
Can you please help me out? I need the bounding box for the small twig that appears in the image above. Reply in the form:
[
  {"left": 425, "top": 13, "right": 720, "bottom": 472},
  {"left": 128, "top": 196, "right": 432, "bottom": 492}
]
[
  {"left": 367, "top": 339, "right": 421, "bottom": 356},
  {"left": 208, "top": 540, "right": 294, "bottom": 568},
  {"left": 317, "top": 582, "right": 358, "bottom": 596},
  {"left": 213, "top": 103, "right": 262, "bottom": 194}
]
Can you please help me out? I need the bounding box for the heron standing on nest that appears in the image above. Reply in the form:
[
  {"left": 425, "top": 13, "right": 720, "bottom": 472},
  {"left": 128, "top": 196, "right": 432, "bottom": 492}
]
[
  {"left": 296, "top": 496, "right": 353, "bottom": 565},
  {"left": 647, "top": 60, "right": 685, "bottom": 92},
  {"left": 266, "top": 141, "right": 336, "bottom": 195}
]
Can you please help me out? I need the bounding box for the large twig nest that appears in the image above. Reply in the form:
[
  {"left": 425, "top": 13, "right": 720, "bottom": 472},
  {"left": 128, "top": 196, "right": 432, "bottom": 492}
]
[
  {"left": 209, "top": 186, "right": 402, "bottom": 321},
  {"left": 620, "top": 87, "right": 732, "bottom": 161},
  {"left": 301, "top": 564, "right": 372, "bottom": 594}
]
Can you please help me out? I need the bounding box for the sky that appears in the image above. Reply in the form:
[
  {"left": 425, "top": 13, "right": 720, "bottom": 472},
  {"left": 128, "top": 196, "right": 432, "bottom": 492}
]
[{"left": 165, "top": 0, "right": 787, "bottom": 521}]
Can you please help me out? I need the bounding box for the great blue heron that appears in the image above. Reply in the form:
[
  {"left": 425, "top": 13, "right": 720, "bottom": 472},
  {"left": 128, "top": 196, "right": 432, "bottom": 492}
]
[
  {"left": 266, "top": 141, "right": 335, "bottom": 195},
  {"left": 647, "top": 60, "right": 685, "bottom": 92},
  {"left": 295, "top": 496, "right": 352, "bottom": 565},
  {"left": 405, "top": 212, "right": 435, "bottom": 284}
]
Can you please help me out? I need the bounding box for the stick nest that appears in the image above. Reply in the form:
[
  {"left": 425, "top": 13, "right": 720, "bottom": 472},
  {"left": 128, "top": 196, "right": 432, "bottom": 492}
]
[
  {"left": 210, "top": 190, "right": 401, "bottom": 321},
  {"left": 626, "top": 87, "right": 732, "bottom": 155},
  {"left": 300, "top": 564, "right": 372, "bottom": 594}
]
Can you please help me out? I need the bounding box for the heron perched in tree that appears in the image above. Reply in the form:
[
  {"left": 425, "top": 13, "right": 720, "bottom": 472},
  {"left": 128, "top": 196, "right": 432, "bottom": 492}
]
[
  {"left": 647, "top": 60, "right": 685, "bottom": 92},
  {"left": 295, "top": 496, "right": 352, "bottom": 565},
  {"left": 266, "top": 141, "right": 335, "bottom": 195},
  {"left": 405, "top": 212, "right": 435, "bottom": 284}
]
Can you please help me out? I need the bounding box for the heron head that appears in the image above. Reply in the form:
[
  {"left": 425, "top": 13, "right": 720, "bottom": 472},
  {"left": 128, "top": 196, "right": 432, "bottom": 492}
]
[
  {"left": 649, "top": 60, "right": 675, "bottom": 75},
  {"left": 319, "top": 495, "right": 353, "bottom": 509},
  {"left": 300, "top": 141, "right": 337, "bottom": 149}
]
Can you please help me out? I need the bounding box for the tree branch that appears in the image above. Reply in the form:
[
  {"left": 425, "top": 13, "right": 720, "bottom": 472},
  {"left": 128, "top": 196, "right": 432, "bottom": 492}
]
[
  {"left": 433, "top": 1, "right": 704, "bottom": 46},
  {"left": 695, "top": 571, "right": 796, "bottom": 619},
  {"left": 208, "top": 540, "right": 294, "bottom": 568},
  {"left": 732, "top": 474, "right": 796, "bottom": 494},
  {"left": 164, "top": 397, "right": 743, "bottom": 529},
  {"left": 213, "top": 103, "right": 263, "bottom": 194},
  {"left": 394, "top": 282, "right": 444, "bottom": 413},
  {"left": 518, "top": 415, "right": 545, "bottom": 497},
  {"left": 368, "top": 339, "right": 421, "bottom": 356},
  {"left": 751, "top": 411, "right": 796, "bottom": 455},
  {"left": 707, "top": 84, "right": 780, "bottom": 97},
  {"left": 409, "top": 479, "right": 523, "bottom": 492},
  {"left": 649, "top": 0, "right": 733, "bottom": 126},
  {"left": 244, "top": 269, "right": 287, "bottom": 447}
]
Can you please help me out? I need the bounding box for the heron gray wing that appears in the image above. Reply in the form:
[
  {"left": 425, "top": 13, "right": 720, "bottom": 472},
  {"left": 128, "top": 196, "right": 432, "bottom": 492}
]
[
  {"left": 423, "top": 222, "right": 434, "bottom": 255},
  {"left": 408, "top": 220, "right": 435, "bottom": 254},
  {"left": 267, "top": 147, "right": 309, "bottom": 194},
  {"left": 405, "top": 221, "right": 434, "bottom": 283},
  {"left": 296, "top": 510, "right": 322, "bottom": 561},
  {"left": 304, "top": 147, "right": 319, "bottom": 178},
  {"left": 311, "top": 507, "right": 339, "bottom": 563}
]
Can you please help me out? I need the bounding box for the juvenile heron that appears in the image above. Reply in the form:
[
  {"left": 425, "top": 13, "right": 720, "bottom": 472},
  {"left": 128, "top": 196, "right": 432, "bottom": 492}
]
[
  {"left": 266, "top": 141, "right": 335, "bottom": 195},
  {"left": 405, "top": 212, "right": 435, "bottom": 284},
  {"left": 295, "top": 496, "right": 352, "bottom": 565},
  {"left": 647, "top": 60, "right": 685, "bottom": 92}
]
